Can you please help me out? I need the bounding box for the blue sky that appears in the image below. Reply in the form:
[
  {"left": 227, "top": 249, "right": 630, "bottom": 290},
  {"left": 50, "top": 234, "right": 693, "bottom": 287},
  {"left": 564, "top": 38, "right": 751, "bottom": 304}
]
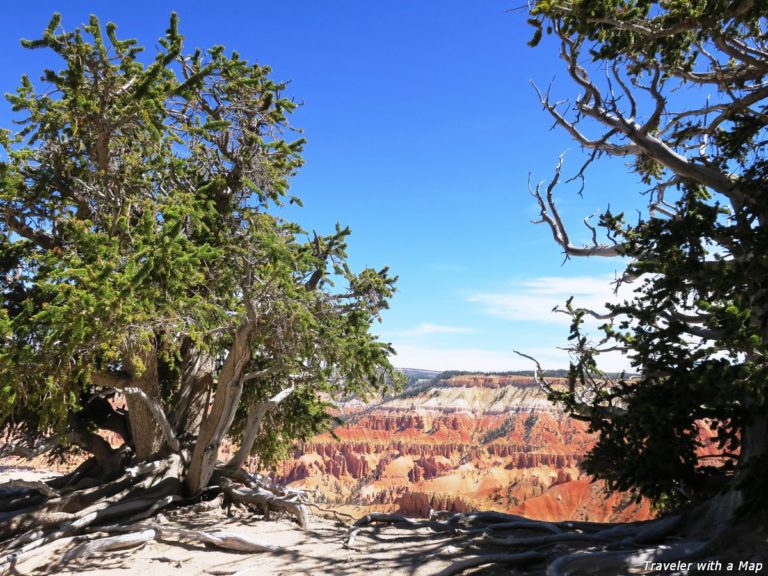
[{"left": 0, "top": 2, "right": 645, "bottom": 372}]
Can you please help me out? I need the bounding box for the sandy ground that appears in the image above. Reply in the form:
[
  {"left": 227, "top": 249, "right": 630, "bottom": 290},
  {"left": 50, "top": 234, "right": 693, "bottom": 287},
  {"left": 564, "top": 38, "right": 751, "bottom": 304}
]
[{"left": 0, "top": 467, "right": 460, "bottom": 576}]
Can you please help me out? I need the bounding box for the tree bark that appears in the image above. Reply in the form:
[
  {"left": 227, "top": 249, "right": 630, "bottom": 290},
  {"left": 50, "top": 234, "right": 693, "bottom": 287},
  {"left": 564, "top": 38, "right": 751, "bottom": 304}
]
[
  {"left": 226, "top": 401, "right": 270, "bottom": 470},
  {"left": 227, "top": 385, "right": 294, "bottom": 470},
  {"left": 67, "top": 429, "right": 123, "bottom": 480},
  {"left": 184, "top": 321, "right": 253, "bottom": 495},
  {"left": 124, "top": 348, "right": 165, "bottom": 461},
  {"left": 172, "top": 348, "right": 215, "bottom": 438}
]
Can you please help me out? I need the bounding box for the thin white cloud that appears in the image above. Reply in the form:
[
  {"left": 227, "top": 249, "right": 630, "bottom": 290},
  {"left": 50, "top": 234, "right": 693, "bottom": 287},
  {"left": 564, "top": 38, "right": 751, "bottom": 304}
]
[
  {"left": 470, "top": 274, "right": 632, "bottom": 325},
  {"left": 381, "top": 275, "right": 641, "bottom": 372}
]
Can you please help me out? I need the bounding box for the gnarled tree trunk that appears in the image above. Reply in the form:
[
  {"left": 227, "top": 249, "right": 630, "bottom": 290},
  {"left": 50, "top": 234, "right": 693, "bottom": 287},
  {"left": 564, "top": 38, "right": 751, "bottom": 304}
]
[
  {"left": 185, "top": 321, "right": 253, "bottom": 495},
  {"left": 124, "top": 348, "right": 165, "bottom": 461},
  {"left": 226, "top": 384, "right": 294, "bottom": 471},
  {"left": 173, "top": 347, "right": 215, "bottom": 437}
]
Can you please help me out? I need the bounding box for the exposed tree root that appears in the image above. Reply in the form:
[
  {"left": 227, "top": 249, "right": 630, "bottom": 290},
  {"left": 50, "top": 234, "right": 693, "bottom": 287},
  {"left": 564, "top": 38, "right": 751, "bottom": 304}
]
[
  {"left": 481, "top": 520, "right": 562, "bottom": 535},
  {"left": 0, "top": 479, "right": 58, "bottom": 499},
  {"left": 57, "top": 528, "right": 157, "bottom": 564},
  {"left": 217, "top": 469, "right": 310, "bottom": 530},
  {"left": 347, "top": 510, "right": 718, "bottom": 576},
  {"left": 353, "top": 511, "right": 470, "bottom": 533},
  {"left": 0, "top": 459, "right": 303, "bottom": 571},
  {"left": 148, "top": 523, "right": 283, "bottom": 553},
  {"left": 435, "top": 551, "right": 547, "bottom": 576},
  {"left": 546, "top": 540, "right": 710, "bottom": 576},
  {"left": 4, "top": 517, "right": 286, "bottom": 572},
  {"left": 0, "top": 454, "right": 182, "bottom": 552},
  {"left": 305, "top": 501, "right": 357, "bottom": 523},
  {"left": 103, "top": 522, "right": 285, "bottom": 553}
]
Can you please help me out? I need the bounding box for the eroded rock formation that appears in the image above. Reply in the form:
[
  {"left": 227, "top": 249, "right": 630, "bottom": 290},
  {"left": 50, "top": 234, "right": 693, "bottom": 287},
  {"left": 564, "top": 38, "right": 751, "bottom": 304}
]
[{"left": 273, "top": 374, "right": 652, "bottom": 522}]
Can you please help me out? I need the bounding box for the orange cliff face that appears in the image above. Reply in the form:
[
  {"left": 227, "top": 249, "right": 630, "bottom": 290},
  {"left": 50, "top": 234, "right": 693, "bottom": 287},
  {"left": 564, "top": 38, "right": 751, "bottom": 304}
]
[{"left": 272, "top": 374, "right": 653, "bottom": 522}]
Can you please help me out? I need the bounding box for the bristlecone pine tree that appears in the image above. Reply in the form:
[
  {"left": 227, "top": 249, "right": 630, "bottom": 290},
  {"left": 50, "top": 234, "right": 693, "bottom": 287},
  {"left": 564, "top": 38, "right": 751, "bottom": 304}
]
[
  {"left": 526, "top": 0, "right": 767, "bottom": 532},
  {"left": 0, "top": 14, "right": 401, "bottom": 565}
]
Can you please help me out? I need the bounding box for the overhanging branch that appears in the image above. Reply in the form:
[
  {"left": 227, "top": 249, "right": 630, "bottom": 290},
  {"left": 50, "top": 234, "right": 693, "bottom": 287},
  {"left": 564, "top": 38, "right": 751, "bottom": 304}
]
[
  {"left": 529, "top": 158, "right": 624, "bottom": 258},
  {"left": 513, "top": 350, "right": 627, "bottom": 420}
]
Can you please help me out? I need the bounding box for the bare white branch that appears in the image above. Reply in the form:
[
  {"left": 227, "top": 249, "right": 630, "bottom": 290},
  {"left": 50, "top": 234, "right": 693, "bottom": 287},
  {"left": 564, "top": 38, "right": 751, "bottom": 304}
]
[{"left": 529, "top": 159, "right": 624, "bottom": 258}]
